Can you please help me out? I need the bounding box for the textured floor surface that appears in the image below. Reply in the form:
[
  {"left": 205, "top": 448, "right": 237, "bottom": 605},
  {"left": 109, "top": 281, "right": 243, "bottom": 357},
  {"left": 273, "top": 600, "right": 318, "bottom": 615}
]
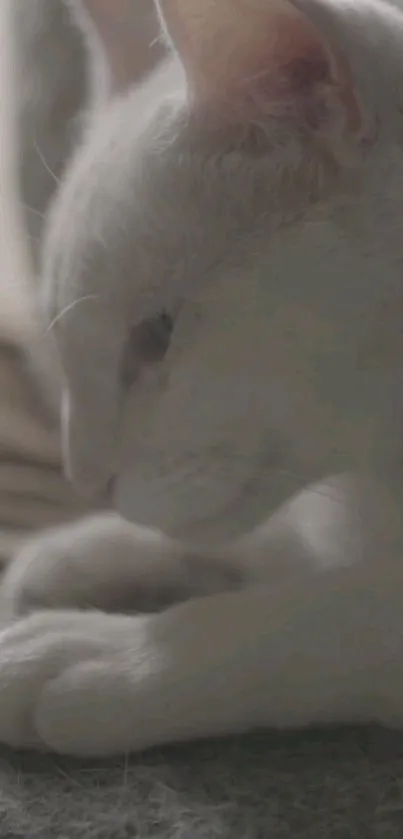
[{"left": 1, "top": 726, "right": 403, "bottom": 838}]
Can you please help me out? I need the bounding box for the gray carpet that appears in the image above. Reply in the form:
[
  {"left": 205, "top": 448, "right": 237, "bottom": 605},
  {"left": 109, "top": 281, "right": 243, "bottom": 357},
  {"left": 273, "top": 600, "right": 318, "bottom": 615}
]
[{"left": 1, "top": 727, "right": 403, "bottom": 838}]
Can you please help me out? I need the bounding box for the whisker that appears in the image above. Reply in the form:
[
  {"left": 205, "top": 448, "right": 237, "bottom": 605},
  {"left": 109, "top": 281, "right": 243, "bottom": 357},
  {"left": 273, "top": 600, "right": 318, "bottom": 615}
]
[
  {"left": 33, "top": 140, "right": 60, "bottom": 185},
  {"left": 47, "top": 295, "right": 100, "bottom": 333},
  {"left": 304, "top": 485, "right": 346, "bottom": 504},
  {"left": 20, "top": 202, "right": 46, "bottom": 221},
  {"left": 274, "top": 468, "right": 346, "bottom": 505}
]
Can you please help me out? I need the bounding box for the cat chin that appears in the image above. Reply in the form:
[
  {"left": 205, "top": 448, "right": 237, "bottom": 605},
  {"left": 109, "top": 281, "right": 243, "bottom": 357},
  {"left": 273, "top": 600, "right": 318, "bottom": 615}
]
[{"left": 112, "top": 465, "right": 316, "bottom": 546}]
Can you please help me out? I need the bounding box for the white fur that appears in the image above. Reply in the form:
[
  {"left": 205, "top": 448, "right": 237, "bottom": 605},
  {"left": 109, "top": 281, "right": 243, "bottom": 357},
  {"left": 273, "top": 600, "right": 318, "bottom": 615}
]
[
  {"left": 3, "top": 0, "right": 403, "bottom": 757},
  {"left": 42, "top": 0, "right": 403, "bottom": 537},
  {"left": 2, "top": 556, "right": 403, "bottom": 756}
]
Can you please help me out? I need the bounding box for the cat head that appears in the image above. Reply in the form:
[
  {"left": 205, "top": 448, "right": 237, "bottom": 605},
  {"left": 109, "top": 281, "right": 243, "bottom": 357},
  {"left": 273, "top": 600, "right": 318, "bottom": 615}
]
[{"left": 44, "top": 0, "right": 403, "bottom": 543}]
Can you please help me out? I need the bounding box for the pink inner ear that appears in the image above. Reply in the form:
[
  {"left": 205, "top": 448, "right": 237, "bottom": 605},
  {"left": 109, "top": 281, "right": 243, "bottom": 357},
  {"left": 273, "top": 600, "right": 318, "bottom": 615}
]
[
  {"left": 188, "top": 14, "right": 336, "bottom": 129},
  {"left": 234, "top": 17, "right": 331, "bottom": 96},
  {"left": 161, "top": 0, "right": 361, "bottom": 134}
]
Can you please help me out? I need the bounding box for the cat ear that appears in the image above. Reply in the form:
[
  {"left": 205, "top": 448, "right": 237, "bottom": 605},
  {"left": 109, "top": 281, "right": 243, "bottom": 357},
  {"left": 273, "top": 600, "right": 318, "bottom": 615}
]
[{"left": 157, "top": 0, "right": 362, "bottom": 135}]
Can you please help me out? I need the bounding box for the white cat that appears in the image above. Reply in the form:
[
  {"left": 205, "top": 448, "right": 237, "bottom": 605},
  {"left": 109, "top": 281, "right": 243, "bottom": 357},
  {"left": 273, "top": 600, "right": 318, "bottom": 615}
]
[{"left": 2, "top": 0, "right": 403, "bottom": 757}]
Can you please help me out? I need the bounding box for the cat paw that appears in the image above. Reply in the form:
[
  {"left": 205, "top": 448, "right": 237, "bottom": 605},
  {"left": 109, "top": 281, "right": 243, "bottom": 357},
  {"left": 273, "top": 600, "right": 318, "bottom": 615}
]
[
  {"left": 2, "top": 515, "right": 183, "bottom": 616},
  {"left": 0, "top": 609, "right": 151, "bottom": 755},
  {"left": 3, "top": 514, "right": 241, "bottom": 617},
  {"left": 2, "top": 516, "right": 134, "bottom": 615}
]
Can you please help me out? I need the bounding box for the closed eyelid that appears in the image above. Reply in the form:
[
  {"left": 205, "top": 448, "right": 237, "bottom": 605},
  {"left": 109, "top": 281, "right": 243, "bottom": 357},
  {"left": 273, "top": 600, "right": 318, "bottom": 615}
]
[{"left": 120, "top": 311, "right": 174, "bottom": 388}]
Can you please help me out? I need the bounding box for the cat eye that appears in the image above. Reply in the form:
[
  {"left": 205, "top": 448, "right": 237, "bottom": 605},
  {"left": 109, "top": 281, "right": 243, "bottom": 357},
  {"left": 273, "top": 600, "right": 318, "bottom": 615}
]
[{"left": 120, "top": 310, "right": 174, "bottom": 388}]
